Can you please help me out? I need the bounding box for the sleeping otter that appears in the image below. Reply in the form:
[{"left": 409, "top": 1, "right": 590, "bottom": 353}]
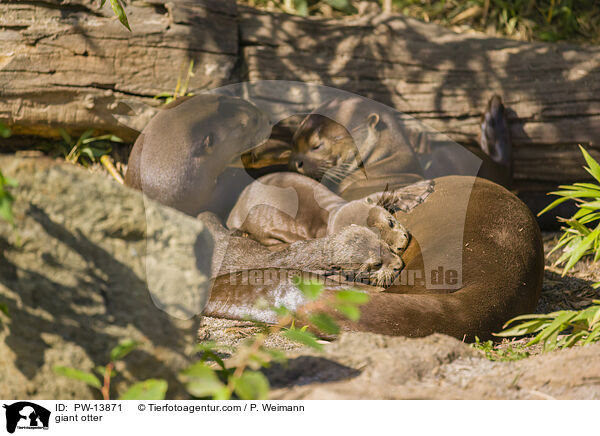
[
  {"left": 226, "top": 172, "right": 434, "bottom": 257},
  {"left": 125, "top": 92, "right": 543, "bottom": 340},
  {"left": 201, "top": 211, "right": 403, "bottom": 287}
]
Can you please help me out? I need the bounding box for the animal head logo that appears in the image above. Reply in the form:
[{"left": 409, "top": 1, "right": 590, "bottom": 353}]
[{"left": 2, "top": 402, "right": 51, "bottom": 434}]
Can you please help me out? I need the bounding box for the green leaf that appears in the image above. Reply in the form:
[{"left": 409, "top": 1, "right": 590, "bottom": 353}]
[
  {"left": 309, "top": 313, "right": 340, "bottom": 335},
  {"left": 325, "top": 0, "right": 357, "bottom": 13},
  {"left": 1, "top": 175, "right": 17, "bottom": 188},
  {"left": 232, "top": 371, "right": 269, "bottom": 400},
  {"left": 118, "top": 379, "right": 167, "bottom": 400},
  {"left": 180, "top": 362, "right": 226, "bottom": 398},
  {"left": 0, "top": 121, "right": 11, "bottom": 138},
  {"left": 292, "top": 277, "right": 323, "bottom": 300},
  {"left": 110, "top": 0, "right": 131, "bottom": 31},
  {"left": 335, "top": 289, "right": 369, "bottom": 305},
  {"left": 336, "top": 304, "right": 360, "bottom": 321},
  {"left": 527, "top": 311, "right": 577, "bottom": 348},
  {"left": 494, "top": 319, "right": 550, "bottom": 337},
  {"left": 153, "top": 92, "right": 174, "bottom": 99},
  {"left": 110, "top": 339, "right": 142, "bottom": 362},
  {"left": 0, "top": 301, "right": 9, "bottom": 317},
  {"left": 265, "top": 348, "right": 288, "bottom": 365},
  {"left": 293, "top": 0, "right": 308, "bottom": 16},
  {"left": 580, "top": 145, "right": 600, "bottom": 182},
  {"left": 95, "top": 365, "right": 116, "bottom": 378},
  {"left": 272, "top": 305, "right": 291, "bottom": 318},
  {"left": 82, "top": 134, "right": 123, "bottom": 144},
  {"left": 590, "top": 306, "right": 600, "bottom": 328},
  {"left": 502, "top": 312, "right": 556, "bottom": 327},
  {"left": 560, "top": 330, "right": 587, "bottom": 348},
  {"left": 282, "top": 328, "right": 323, "bottom": 351},
  {"left": 194, "top": 341, "right": 218, "bottom": 352},
  {"left": 571, "top": 182, "right": 600, "bottom": 192},
  {"left": 59, "top": 128, "right": 73, "bottom": 146},
  {"left": 0, "top": 197, "right": 15, "bottom": 226},
  {"left": 562, "top": 226, "right": 600, "bottom": 273},
  {"left": 583, "top": 326, "right": 600, "bottom": 345},
  {"left": 194, "top": 342, "right": 228, "bottom": 370},
  {"left": 53, "top": 366, "right": 102, "bottom": 389}
]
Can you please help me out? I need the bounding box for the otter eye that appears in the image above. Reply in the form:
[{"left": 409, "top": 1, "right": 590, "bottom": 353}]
[
  {"left": 388, "top": 218, "right": 395, "bottom": 228},
  {"left": 312, "top": 142, "right": 323, "bottom": 150}
]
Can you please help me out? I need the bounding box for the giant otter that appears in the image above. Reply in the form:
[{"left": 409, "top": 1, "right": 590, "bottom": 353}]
[
  {"left": 125, "top": 94, "right": 271, "bottom": 219},
  {"left": 211, "top": 175, "right": 543, "bottom": 339},
  {"left": 200, "top": 211, "right": 403, "bottom": 287},
  {"left": 288, "top": 95, "right": 514, "bottom": 197},
  {"left": 226, "top": 171, "right": 435, "bottom": 257},
  {"left": 125, "top": 93, "right": 544, "bottom": 340}
]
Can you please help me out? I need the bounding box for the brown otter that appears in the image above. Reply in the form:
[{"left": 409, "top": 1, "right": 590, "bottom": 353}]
[
  {"left": 289, "top": 96, "right": 515, "bottom": 195},
  {"left": 199, "top": 211, "right": 403, "bottom": 288},
  {"left": 216, "top": 96, "right": 542, "bottom": 339},
  {"left": 289, "top": 98, "right": 425, "bottom": 200},
  {"left": 125, "top": 94, "right": 271, "bottom": 219},
  {"left": 208, "top": 175, "right": 543, "bottom": 340},
  {"left": 226, "top": 171, "right": 428, "bottom": 257},
  {"left": 125, "top": 93, "right": 543, "bottom": 340}
]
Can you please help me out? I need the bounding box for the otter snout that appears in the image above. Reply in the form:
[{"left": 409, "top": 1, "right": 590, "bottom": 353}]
[{"left": 289, "top": 155, "right": 305, "bottom": 173}]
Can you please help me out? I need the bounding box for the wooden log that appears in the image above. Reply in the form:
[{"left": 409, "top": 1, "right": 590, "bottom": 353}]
[
  {"left": 1, "top": 1, "right": 599, "bottom": 185},
  {"left": 239, "top": 6, "right": 600, "bottom": 184},
  {"left": 0, "top": 0, "right": 239, "bottom": 141}
]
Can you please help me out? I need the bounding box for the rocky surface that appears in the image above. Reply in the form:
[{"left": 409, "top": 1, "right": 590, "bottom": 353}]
[
  {"left": 267, "top": 333, "right": 600, "bottom": 399},
  {"left": 1, "top": 155, "right": 599, "bottom": 399},
  {"left": 0, "top": 155, "right": 212, "bottom": 399}
]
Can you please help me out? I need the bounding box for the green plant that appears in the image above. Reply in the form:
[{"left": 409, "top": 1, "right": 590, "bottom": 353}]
[
  {"left": 154, "top": 60, "right": 195, "bottom": 105},
  {"left": 57, "top": 129, "right": 123, "bottom": 168},
  {"left": 53, "top": 339, "right": 167, "bottom": 400},
  {"left": 472, "top": 336, "right": 530, "bottom": 361},
  {"left": 0, "top": 300, "right": 9, "bottom": 329},
  {"left": 0, "top": 170, "right": 18, "bottom": 228},
  {"left": 495, "top": 147, "right": 600, "bottom": 352},
  {"left": 244, "top": 0, "right": 356, "bottom": 17},
  {"left": 51, "top": 279, "right": 368, "bottom": 400},
  {"left": 495, "top": 301, "right": 600, "bottom": 351},
  {"left": 180, "top": 278, "right": 369, "bottom": 400},
  {"left": 392, "top": 0, "right": 599, "bottom": 42},
  {"left": 0, "top": 121, "right": 11, "bottom": 138},
  {"left": 100, "top": 0, "right": 131, "bottom": 31},
  {"left": 241, "top": 1, "right": 600, "bottom": 43},
  {"left": 539, "top": 145, "right": 600, "bottom": 287}
]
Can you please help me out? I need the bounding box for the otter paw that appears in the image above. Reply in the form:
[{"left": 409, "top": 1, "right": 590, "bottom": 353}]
[{"left": 369, "top": 179, "right": 435, "bottom": 213}]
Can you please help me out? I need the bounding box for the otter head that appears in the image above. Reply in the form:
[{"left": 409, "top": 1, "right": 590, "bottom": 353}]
[
  {"left": 289, "top": 113, "right": 381, "bottom": 185},
  {"left": 366, "top": 206, "right": 410, "bottom": 256},
  {"left": 326, "top": 225, "right": 403, "bottom": 287},
  {"left": 126, "top": 94, "right": 271, "bottom": 216}
]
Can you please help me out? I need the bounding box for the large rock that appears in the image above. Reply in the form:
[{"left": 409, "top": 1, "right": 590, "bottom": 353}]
[{"left": 0, "top": 155, "right": 211, "bottom": 399}]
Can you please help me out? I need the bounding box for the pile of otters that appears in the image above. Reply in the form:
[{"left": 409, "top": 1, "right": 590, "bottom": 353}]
[{"left": 125, "top": 94, "right": 543, "bottom": 339}]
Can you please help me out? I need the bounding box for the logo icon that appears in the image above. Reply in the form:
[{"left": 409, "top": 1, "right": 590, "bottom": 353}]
[{"left": 2, "top": 402, "right": 50, "bottom": 434}]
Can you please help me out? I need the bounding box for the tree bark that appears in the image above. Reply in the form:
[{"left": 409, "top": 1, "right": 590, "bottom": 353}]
[{"left": 1, "top": 1, "right": 599, "bottom": 186}]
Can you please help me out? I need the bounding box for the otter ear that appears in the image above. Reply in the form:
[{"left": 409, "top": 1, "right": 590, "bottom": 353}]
[{"left": 367, "top": 113, "right": 380, "bottom": 129}]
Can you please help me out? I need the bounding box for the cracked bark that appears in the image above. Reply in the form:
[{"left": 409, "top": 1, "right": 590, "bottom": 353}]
[{"left": 0, "top": 1, "right": 599, "bottom": 186}]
